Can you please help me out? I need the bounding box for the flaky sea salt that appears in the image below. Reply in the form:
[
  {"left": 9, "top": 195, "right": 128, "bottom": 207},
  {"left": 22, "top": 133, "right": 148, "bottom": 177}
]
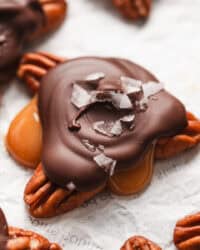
[
  {"left": 66, "top": 182, "right": 76, "bottom": 191},
  {"left": 93, "top": 121, "right": 114, "bottom": 137},
  {"left": 111, "top": 92, "right": 133, "bottom": 109},
  {"left": 71, "top": 84, "right": 91, "bottom": 108},
  {"left": 85, "top": 72, "right": 105, "bottom": 82},
  {"left": 82, "top": 139, "right": 96, "bottom": 152},
  {"left": 120, "top": 114, "right": 135, "bottom": 123},
  {"left": 93, "top": 114, "right": 135, "bottom": 137},
  {"left": 93, "top": 153, "right": 116, "bottom": 176},
  {"left": 120, "top": 76, "right": 142, "bottom": 94},
  {"left": 142, "top": 82, "right": 164, "bottom": 99},
  {"left": 110, "top": 120, "right": 123, "bottom": 136}
]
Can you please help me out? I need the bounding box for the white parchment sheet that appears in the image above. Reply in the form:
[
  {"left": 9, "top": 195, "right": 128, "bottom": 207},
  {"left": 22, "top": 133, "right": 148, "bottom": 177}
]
[{"left": 1, "top": 0, "right": 200, "bottom": 249}]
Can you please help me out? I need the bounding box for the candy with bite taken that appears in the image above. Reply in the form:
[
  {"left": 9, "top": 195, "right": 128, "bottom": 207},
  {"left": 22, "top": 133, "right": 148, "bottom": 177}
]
[
  {"left": 0, "top": 208, "right": 61, "bottom": 249},
  {"left": 7, "top": 54, "right": 198, "bottom": 218}
]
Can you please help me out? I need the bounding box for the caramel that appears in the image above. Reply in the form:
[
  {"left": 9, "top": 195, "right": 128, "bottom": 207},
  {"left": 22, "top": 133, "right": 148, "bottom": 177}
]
[
  {"left": 109, "top": 146, "right": 155, "bottom": 195},
  {"left": 6, "top": 97, "right": 42, "bottom": 168}
]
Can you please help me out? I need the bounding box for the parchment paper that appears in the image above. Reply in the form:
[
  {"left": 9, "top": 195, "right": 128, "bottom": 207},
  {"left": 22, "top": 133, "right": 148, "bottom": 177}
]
[{"left": 1, "top": 0, "right": 200, "bottom": 249}]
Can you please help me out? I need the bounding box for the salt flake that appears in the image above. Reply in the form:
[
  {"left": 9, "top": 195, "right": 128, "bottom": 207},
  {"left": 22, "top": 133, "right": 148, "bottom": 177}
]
[
  {"left": 93, "top": 153, "right": 116, "bottom": 176},
  {"left": 66, "top": 182, "right": 76, "bottom": 191},
  {"left": 121, "top": 76, "right": 142, "bottom": 94},
  {"left": 120, "top": 114, "right": 135, "bottom": 123},
  {"left": 71, "top": 84, "right": 91, "bottom": 108},
  {"left": 110, "top": 120, "right": 123, "bottom": 136},
  {"left": 82, "top": 139, "right": 96, "bottom": 152},
  {"left": 142, "top": 82, "right": 164, "bottom": 99},
  {"left": 85, "top": 72, "right": 105, "bottom": 82},
  {"left": 93, "top": 121, "right": 114, "bottom": 137},
  {"left": 111, "top": 93, "right": 132, "bottom": 109}
]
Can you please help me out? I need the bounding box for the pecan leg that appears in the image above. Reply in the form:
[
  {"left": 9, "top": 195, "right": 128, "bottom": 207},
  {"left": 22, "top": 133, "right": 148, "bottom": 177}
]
[
  {"left": 28, "top": 0, "right": 67, "bottom": 41},
  {"left": 18, "top": 52, "right": 65, "bottom": 93},
  {"left": 113, "top": 0, "right": 152, "bottom": 20},
  {"left": 24, "top": 164, "right": 106, "bottom": 218},
  {"left": 174, "top": 212, "right": 200, "bottom": 250},
  {"left": 155, "top": 112, "right": 200, "bottom": 160},
  {"left": 120, "top": 235, "right": 162, "bottom": 250},
  {"left": 7, "top": 226, "right": 61, "bottom": 250}
]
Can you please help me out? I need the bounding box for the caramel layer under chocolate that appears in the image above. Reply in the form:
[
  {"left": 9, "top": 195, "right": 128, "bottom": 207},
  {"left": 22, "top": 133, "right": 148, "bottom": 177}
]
[
  {"left": 0, "top": 0, "right": 45, "bottom": 79},
  {"left": 0, "top": 208, "right": 9, "bottom": 250},
  {"left": 39, "top": 57, "right": 187, "bottom": 191}
]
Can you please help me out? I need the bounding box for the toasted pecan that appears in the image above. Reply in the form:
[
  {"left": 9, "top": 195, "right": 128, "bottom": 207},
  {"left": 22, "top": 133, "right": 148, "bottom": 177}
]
[
  {"left": 155, "top": 112, "right": 200, "bottom": 160},
  {"left": 120, "top": 235, "right": 162, "bottom": 250},
  {"left": 18, "top": 52, "right": 65, "bottom": 93},
  {"left": 174, "top": 212, "right": 200, "bottom": 250},
  {"left": 24, "top": 164, "right": 106, "bottom": 218},
  {"left": 7, "top": 226, "right": 61, "bottom": 250},
  {"left": 113, "top": 0, "right": 152, "bottom": 20},
  {"left": 29, "top": 0, "right": 67, "bottom": 41}
]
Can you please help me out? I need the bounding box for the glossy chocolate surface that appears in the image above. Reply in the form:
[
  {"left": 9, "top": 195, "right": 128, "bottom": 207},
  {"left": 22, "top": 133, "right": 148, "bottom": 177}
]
[
  {"left": 0, "top": 0, "right": 44, "bottom": 79},
  {"left": 39, "top": 57, "right": 187, "bottom": 191},
  {"left": 0, "top": 208, "right": 8, "bottom": 250}
]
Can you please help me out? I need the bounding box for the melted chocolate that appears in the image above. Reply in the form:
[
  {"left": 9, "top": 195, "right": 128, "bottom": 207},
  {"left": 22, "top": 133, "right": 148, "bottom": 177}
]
[
  {"left": 39, "top": 57, "right": 187, "bottom": 191},
  {"left": 0, "top": 209, "right": 9, "bottom": 250},
  {"left": 0, "top": 0, "right": 45, "bottom": 80}
]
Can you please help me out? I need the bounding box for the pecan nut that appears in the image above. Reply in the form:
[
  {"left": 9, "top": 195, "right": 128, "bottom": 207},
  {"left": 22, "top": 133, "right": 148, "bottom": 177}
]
[
  {"left": 24, "top": 164, "right": 106, "bottom": 218},
  {"left": 174, "top": 212, "right": 200, "bottom": 250},
  {"left": 113, "top": 0, "right": 152, "bottom": 20},
  {"left": 7, "top": 226, "right": 61, "bottom": 250},
  {"left": 120, "top": 236, "right": 162, "bottom": 250},
  {"left": 18, "top": 52, "right": 65, "bottom": 93},
  {"left": 155, "top": 112, "right": 200, "bottom": 160},
  {"left": 29, "top": 0, "right": 67, "bottom": 41}
]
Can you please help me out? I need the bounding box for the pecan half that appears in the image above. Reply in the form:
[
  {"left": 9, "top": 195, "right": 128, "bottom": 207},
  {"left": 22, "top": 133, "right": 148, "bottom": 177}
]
[
  {"left": 7, "top": 226, "right": 61, "bottom": 250},
  {"left": 174, "top": 212, "right": 200, "bottom": 250},
  {"left": 24, "top": 164, "right": 106, "bottom": 218},
  {"left": 18, "top": 52, "right": 65, "bottom": 93},
  {"left": 29, "top": 0, "right": 67, "bottom": 41},
  {"left": 113, "top": 0, "right": 152, "bottom": 20},
  {"left": 155, "top": 112, "right": 200, "bottom": 160},
  {"left": 120, "top": 236, "right": 162, "bottom": 250}
]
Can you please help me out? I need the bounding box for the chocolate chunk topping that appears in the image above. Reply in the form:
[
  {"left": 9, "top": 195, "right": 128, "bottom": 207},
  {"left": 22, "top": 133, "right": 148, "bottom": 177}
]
[
  {"left": 0, "top": 0, "right": 45, "bottom": 76},
  {"left": 39, "top": 57, "right": 187, "bottom": 191},
  {"left": 0, "top": 208, "right": 9, "bottom": 250}
]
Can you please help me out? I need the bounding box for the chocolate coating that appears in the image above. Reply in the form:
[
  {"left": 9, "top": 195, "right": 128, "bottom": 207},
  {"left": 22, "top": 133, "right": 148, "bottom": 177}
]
[
  {"left": 39, "top": 57, "right": 187, "bottom": 191},
  {"left": 0, "top": 0, "right": 45, "bottom": 81},
  {"left": 0, "top": 208, "right": 9, "bottom": 250}
]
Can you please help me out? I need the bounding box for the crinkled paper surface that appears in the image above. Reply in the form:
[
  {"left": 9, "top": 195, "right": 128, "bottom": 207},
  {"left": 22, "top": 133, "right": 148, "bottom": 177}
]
[{"left": 1, "top": 0, "right": 200, "bottom": 249}]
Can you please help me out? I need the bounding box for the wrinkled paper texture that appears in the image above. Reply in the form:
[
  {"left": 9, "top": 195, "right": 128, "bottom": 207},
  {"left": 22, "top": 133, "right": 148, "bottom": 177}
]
[{"left": 1, "top": 0, "right": 200, "bottom": 249}]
